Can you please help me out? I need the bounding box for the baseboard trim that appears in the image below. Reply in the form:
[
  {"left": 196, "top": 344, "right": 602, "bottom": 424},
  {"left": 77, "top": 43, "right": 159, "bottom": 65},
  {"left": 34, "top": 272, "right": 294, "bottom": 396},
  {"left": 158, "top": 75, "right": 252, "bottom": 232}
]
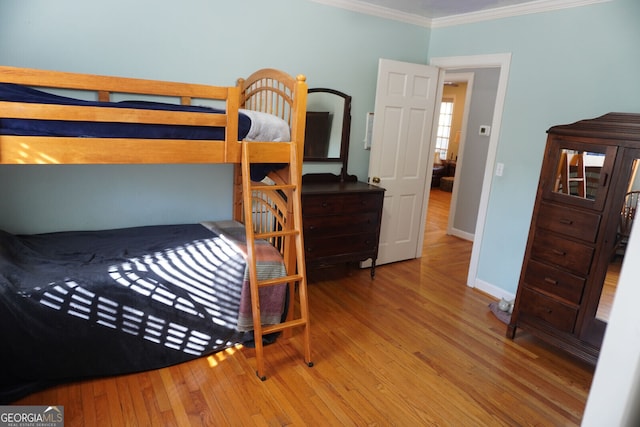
[{"left": 471, "top": 278, "right": 516, "bottom": 301}]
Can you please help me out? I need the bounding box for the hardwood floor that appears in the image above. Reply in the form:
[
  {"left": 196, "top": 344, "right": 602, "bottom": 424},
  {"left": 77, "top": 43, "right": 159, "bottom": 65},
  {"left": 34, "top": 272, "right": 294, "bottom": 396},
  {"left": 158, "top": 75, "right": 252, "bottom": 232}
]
[{"left": 15, "top": 188, "right": 595, "bottom": 426}]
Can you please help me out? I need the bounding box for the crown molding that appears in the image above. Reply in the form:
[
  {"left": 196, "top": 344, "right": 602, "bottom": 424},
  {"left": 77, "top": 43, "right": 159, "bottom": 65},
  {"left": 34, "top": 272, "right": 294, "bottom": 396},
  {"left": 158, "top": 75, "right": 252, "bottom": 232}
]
[
  {"left": 309, "top": 0, "right": 430, "bottom": 27},
  {"left": 310, "top": 0, "right": 612, "bottom": 29},
  {"left": 430, "top": 0, "right": 612, "bottom": 28}
]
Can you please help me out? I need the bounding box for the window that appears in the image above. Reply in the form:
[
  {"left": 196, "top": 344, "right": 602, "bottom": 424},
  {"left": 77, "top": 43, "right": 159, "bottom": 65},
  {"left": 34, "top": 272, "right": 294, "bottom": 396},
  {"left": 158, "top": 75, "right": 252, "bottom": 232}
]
[{"left": 435, "top": 99, "right": 454, "bottom": 160}]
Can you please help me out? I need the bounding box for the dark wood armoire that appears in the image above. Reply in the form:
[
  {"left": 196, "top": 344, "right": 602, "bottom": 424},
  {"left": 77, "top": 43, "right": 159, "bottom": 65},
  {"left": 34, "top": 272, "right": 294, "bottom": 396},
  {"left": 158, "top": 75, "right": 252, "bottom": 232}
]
[{"left": 508, "top": 113, "right": 640, "bottom": 364}]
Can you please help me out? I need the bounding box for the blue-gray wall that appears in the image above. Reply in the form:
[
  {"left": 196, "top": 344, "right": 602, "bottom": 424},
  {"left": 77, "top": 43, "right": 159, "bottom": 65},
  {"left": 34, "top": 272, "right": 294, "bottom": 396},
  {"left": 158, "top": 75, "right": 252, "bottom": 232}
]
[{"left": 450, "top": 67, "right": 499, "bottom": 237}]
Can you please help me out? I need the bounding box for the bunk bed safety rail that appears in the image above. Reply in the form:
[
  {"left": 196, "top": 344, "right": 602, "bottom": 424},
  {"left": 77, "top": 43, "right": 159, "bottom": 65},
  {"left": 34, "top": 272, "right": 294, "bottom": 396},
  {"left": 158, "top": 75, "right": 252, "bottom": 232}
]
[{"left": 0, "top": 65, "right": 243, "bottom": 164}]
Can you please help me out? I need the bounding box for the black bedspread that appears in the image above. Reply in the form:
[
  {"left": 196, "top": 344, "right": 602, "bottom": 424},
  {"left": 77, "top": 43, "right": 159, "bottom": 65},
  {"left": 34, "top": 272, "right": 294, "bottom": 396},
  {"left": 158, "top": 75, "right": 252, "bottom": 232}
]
[{"left": 0, "top": 224, "right": 266, "bottom": 403}]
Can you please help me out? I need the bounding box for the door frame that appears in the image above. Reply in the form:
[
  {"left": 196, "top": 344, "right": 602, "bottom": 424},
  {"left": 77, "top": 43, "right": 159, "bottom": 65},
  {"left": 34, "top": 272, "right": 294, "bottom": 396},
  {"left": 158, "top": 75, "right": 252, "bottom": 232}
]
[{"left": 429, "top": 53, "right": 512, "bottom": 290}]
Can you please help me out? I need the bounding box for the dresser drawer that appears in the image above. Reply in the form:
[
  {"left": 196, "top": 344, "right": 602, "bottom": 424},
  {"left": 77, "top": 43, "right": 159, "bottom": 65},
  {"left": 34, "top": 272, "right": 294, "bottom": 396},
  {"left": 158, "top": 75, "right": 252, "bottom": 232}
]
[
  {"left": 530, "top": 230, "right": 594, "bottom": 275},
  {"left": 305, "top": 232, "right": 378, "bottom": 260},
  {"left": 523, "top": 259, "right": 586, "bottom": 304},
  {"left": 303, "top": 212, "right": 380, "bottom": 237},
  {"left": 302, "top": 193, "right": 382, "bottom": 215},
  {"left": 342, "top": 193, "right": 383, "bottom": 213},
  {"left": 519, "top": 287, "right": 578, "bottom": 333},
  {"left": 537, "top": 202, "right": 601, "bottom": 242}
]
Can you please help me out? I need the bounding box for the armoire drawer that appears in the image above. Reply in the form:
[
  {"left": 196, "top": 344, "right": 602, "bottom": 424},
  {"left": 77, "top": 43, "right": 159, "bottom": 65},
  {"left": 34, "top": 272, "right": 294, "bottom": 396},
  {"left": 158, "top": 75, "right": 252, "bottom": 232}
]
[
  {"left": 303, "top": 211, "right": 380, "bottom": 237},
  {"left": 518, "top": 287, "right": 578, "bottom": 333},
  {"left": 536, "top": 202, "right": 601, "bottom": 242},
  {"left": 530, "top": 230, "right": 594, "bottom": 275},
  {"left": 523, "top": 259, "right": 586, "bottom": 304}
]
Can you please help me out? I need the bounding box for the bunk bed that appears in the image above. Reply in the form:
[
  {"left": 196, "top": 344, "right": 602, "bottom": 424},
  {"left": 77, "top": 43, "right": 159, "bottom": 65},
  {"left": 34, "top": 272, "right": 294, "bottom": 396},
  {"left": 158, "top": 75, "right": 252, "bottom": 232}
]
[{"left": 0, "top": 66, "right": 312, "bottom": 402}]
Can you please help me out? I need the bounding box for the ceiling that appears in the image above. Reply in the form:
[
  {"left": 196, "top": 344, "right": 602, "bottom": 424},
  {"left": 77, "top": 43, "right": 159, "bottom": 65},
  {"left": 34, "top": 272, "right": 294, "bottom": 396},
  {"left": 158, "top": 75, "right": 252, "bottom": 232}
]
[{"left": 356, "top": 0, "right": 538, "bottom": 19}]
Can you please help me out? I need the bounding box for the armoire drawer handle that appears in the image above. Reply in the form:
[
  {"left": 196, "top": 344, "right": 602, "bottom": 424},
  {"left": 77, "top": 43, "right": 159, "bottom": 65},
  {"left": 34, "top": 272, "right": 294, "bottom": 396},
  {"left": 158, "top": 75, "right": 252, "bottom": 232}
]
[
  {"left": 321, "top": 202, "right": 328, "bottom": 208},
  {"left": 551, "top": 249, "right": 566, "bottom": 256},
  {"left": 544, "top": 277, "right": 559, "bottom": 285},
  {"left": 559, "top": 218, "right": 573, "bottom": 225}
]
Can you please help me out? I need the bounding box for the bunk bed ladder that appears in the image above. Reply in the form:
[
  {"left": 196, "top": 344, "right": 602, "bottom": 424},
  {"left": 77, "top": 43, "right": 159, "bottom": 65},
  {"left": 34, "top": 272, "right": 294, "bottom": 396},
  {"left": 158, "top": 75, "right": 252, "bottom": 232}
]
[{"left": 240, "top": 141, "right": 313, "bottom": 381}]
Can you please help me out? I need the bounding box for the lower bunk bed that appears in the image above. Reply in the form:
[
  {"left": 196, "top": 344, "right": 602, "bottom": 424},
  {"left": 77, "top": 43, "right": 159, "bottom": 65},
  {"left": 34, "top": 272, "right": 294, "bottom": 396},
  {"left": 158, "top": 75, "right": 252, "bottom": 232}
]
[
  {"left": 0, "top": 66, "right": 312, "bottom": 402},
  {"left": 0, "top": 221, "right": 285, "bottom": 403}
]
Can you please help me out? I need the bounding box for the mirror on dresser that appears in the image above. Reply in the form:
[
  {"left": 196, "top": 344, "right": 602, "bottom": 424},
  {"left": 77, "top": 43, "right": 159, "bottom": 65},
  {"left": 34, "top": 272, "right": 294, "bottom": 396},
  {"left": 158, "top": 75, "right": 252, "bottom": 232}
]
[
  {"left": 301, "top": 89, "right": 385, "bottom": 278},
  {"left": 303, "top": 88, "right": 355, "bottom": 183}
]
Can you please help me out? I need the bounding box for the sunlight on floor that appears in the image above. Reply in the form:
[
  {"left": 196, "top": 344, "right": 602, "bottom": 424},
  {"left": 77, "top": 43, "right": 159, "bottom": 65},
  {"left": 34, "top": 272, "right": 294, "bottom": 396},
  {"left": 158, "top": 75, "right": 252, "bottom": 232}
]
[{"left": 207, "top": 344, "right": 243, "bottom": 368}]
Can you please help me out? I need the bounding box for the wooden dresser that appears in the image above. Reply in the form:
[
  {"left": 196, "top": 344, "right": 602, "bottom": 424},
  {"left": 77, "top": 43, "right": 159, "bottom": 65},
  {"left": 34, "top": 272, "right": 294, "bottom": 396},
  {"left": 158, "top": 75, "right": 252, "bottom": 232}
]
[
  {"left": 507, "top": 113, "right": 640, "bottom": 364},
  {"left": 301, "top": 181, "right": 385, "bottom": 277}
]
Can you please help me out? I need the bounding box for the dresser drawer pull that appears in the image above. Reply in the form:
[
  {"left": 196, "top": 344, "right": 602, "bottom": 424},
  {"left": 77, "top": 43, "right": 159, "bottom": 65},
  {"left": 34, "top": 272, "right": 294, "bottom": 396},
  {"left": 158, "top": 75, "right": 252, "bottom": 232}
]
[
  {"left": 544, "top": 277, "right": 559, "bottom": 285},
  {"left": 321, "top": 202, "right": 328, "bottom": 208},
  {"left": 309, "top": 225, "right": 316, "bottom": 231},
  {"left": 558, "top": 218, "right": 574, "bottom": 225},
  {"left": 551, "top": 249, "right": 566, "bottom": 256}
]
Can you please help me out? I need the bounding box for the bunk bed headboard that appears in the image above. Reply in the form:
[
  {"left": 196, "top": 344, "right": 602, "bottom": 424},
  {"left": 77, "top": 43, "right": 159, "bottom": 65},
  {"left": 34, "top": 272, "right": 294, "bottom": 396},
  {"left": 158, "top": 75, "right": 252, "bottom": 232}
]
[
  {"left": 237, "top": 69, "right": 308, "bottom": 176},
  {"left": 232, "top": 70, "right": 308, "bottom": 286}
]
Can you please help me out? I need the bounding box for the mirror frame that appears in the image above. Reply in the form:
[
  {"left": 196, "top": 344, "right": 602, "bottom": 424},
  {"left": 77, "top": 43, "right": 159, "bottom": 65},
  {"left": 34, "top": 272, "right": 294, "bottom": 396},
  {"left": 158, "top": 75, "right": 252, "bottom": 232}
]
[{"left": 304, "top": 88, "right": 353, "bottom": 182}]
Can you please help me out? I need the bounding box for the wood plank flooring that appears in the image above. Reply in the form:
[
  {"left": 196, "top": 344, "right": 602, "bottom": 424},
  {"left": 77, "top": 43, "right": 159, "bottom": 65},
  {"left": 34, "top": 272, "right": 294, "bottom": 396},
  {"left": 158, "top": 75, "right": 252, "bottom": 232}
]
[{"left": 15, "top": 189, "right": 595, "bottom": 426}]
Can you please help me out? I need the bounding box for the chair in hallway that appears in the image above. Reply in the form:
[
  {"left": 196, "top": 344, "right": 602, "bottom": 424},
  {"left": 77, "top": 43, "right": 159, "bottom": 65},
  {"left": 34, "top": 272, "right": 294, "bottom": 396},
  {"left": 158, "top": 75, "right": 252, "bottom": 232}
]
[{"left": 615, "top": 190, "right": 640, "bottom": 258}]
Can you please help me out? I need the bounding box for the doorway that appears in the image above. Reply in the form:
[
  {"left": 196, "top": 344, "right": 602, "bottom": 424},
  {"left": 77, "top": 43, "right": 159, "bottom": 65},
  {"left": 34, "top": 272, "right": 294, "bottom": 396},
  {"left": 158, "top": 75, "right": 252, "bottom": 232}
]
[
  {"left": 429, "top": 53, "right": 512, "bottom": 291},
  {"left": 431, "top": 72, "right": 473, "bottom": 240}
]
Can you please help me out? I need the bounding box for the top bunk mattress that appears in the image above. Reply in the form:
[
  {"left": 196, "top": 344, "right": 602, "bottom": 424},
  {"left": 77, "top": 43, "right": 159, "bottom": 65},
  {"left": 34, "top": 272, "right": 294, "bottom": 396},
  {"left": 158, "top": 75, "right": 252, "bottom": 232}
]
[{"left": 0, "top": 82, "right": 290, "bottom": 142}]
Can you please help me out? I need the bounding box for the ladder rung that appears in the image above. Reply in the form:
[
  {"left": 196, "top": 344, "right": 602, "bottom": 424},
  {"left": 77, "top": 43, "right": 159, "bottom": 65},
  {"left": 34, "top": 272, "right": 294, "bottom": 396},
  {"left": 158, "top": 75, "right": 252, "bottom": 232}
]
[
  {"left": 261, "top": 318, "right": 308, "bottom": 334},
  {"left": 258, "top": 274, "right": 303, "bottom": 287},
  {"left": 254, "top": 229, "right": 299, "bottom": 240},
  {"left": 251, "top": 184, "right": 296, "bottom": 192}
]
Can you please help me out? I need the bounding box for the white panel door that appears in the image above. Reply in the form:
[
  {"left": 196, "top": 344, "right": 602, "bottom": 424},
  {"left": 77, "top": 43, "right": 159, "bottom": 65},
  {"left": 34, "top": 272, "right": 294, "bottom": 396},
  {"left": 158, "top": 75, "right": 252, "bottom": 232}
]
[{"left": 369, "top": 58, "right": 442, "bottom": 265}]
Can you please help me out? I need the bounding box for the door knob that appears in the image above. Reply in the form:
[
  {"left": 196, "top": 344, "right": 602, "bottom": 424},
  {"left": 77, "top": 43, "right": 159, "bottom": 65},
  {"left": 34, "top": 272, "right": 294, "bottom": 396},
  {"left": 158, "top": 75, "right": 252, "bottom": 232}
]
[{"left": 371, "top": 176, "right": 381, "bottom": 184}]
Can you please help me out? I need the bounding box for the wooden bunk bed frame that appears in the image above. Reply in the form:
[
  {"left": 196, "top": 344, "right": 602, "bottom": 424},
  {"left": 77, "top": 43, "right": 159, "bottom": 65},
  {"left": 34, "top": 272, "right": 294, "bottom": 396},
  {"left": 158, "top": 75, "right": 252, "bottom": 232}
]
[{"left": 0, "top": 65, "right": 311, "bottom": 380}]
